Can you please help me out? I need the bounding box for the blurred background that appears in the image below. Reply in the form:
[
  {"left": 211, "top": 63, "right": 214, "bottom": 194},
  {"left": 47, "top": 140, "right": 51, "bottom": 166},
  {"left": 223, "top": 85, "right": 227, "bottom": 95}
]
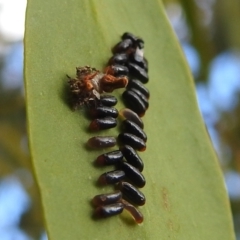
[{"left": 0, "top": 0, "right": 240, "bottom": 239}]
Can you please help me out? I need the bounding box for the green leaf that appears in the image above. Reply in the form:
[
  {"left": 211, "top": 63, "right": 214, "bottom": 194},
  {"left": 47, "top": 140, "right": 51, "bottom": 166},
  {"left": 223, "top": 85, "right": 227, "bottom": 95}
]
[{"left": 24, "top": 0, "right": 235, "bottom": 239}]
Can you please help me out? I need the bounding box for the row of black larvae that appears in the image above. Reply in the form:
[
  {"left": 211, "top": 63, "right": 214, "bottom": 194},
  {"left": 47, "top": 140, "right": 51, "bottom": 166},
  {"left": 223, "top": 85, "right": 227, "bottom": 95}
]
[
  {"left": 108, "top": 32, "right": 150, "bottom": 116},
  {"left": 88, "top": 32, "right": 150, "bottom": 224},
  {"left": 87, "top": 102, "right": 146, "bottom": 224},
  {"left": 67, "top": 32, "right": 149, "bottom": 224}
]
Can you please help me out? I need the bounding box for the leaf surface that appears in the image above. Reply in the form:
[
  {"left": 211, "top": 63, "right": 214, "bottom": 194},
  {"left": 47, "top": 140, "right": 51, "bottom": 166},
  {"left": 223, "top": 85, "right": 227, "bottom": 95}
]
[{"left": 24, "top": 0, "right": 235, "bottom": 239}]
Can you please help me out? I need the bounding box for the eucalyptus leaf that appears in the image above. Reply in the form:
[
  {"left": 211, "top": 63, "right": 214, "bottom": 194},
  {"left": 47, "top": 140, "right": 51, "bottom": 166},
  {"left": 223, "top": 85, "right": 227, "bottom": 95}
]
[{"left": 24, "top": 0, "right": 235, "bottom": 239}]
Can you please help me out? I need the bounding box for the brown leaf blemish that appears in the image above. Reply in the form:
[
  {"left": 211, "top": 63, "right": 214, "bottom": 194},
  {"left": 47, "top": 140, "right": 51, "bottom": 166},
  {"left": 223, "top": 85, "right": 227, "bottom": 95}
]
[
  {"left": 167, "top": 219, "right": 180, "bottom": 232},
  {"left": 161, "top": 187, "right": 171, "bottom": 211}
]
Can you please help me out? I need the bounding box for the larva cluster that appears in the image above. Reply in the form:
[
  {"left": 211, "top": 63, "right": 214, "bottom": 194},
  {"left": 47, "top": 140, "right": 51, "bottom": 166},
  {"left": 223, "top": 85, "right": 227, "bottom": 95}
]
[{"left": 68, "top": 32, "right": 150, "bottom": 224}]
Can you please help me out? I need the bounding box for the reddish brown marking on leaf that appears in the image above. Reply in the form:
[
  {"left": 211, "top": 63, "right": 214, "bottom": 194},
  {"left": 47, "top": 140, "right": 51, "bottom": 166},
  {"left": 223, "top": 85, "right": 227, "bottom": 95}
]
[{"left": 161, "top": 187, "right": 170, "bottom": 212}]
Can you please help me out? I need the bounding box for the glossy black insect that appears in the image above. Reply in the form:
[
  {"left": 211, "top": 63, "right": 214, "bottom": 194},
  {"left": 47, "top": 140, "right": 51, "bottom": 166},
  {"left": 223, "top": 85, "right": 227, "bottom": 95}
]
[
  {"left": 128, "top": 52, "right": 148, "bottom": 71},
  {"left": 108, "top": 53, "right": 129, "bottom": 66},
  {"left": 128, "top": 62, "right": 149, "bottom": 84},
  {"left": 122, "top": 90, "right": 146, "bottom": 117},
  {"left": 99, "top": 95, "right": 118, "bottom": 107},
  {"left": 121, "top": 32, "right": 138, "bottom": 42},
  {"left": 121, "top": 32, "right": 144, "bottom": 49},
  {"left": 88, "top": 106, "right": 118, "bottom": 119},
  {"left": 98, "top": 170, "right": 125, "bottom": 185},
  {"left": 118, "top": 133, "right": 146, "bottom": 152},
  {"left": 95, "top": 150, "right": 123, "bottom": 166},
  {"left": 127, "top": 79, "right": 150, "bottom": 99},
  {"left": 119, "top": 108, "right": 144, "bottom": 129},
  {"left": 121, "top": 162, "right": 146, "bottom": 188},
  {"left": 112, "top": 38, "right": 133, "bottom": 54},
  {"left": 89, "top": 117, "right": 117, "bottom": 131},
  {"left": 93, "top": 203, "right": 124, "bottom": 219},
  {"left": 105, "top": 64, "right": 129, "bottom": 77},
  {"left": 120, "top": 145, "right": 144, "bottom": 172},
  {"left": 87, "top": 136, "right": 116, "bottom": 149},
  {"left": 121, "top": 199, "right": 143, "bottom": 224},
  {"left": 130, "top": 88, "right": 149, "bottom": 110},
  {"left": 122, "top": 119, "right": 147, "bottom": 142},
  {"left": 92, "top": 191, "right": 122, "bottom": 207},
  {"left": 118, "top": 181, "right": 146, "bottom": 206}
]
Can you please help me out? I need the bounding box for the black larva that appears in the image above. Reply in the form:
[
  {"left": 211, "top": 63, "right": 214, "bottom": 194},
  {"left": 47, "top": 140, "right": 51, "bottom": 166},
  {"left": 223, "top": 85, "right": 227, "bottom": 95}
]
[
  {"left": 98, "top": 170, "right": 125, "bottom": 185},
  {"left": 99, "top": 95, "right": 118, "bottom": 107},
  {"left": 121, "top": 162, "right": 146, "bottom": 188},
  {"left": 118, "top": 181, "right": 146, "bottom": 206},
  {"left": 89, "top": 32, "right": 149, "bottom": 223},
  {"left": 93, "top": 203, "right": 124, "bottom": 219},
  {"left": 121, "top": 119, "right": 147, "bottom": 142},
  {"left": 92, "top": 191, "right": 122, "bottom": 207},
  {"left": 105, "top": 64, "right": 129, "bottom": 77},
  {"left": 128, "top": 52, "right": 148, "bottom": 71},
  {"left": 95, "top": 150, "right": 123, "bottom": 166},
  {"left": 127, "top": 62, "right": 149, "bottom": 84},
  {"left": 118, "top": 132, "right": 146, "bottom": 152},
  {"left": 130, "top": 88, "right": 149, "bottom": 110},
  {"left": 122, "top": 90, "right": 146, "bottom": 117},
  {"left": 120, "top": 145, "right": 144, "bottom": 172},
  {"left": 88, "top": 106, "right": 119, "bottom": 119},
  {"left": 108, "top": 53, "right": 128, "bottom": 66},
  {"left": 127, "top": 79, "right": 150, "bottom": 99},
  {"left": 121, "top": 32, "right": 144, "bottom": 49},
  {"left": 112, "top": 38, "right": 133, "bottom": 54},
  {"left": 89, "top": 117, "right": 117, "bottom": 131}
]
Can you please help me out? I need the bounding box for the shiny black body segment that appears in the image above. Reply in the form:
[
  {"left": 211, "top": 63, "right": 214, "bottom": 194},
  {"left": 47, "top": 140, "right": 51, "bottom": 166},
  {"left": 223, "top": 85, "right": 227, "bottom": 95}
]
[
  {"left": 121, "top": 32, "right": 138, "bottom": 42},
  {"left": 130, "top": 88, "right": 149, "bottom": 110},
  {"left": 120, "top": 145, "right": 144, "bottom": 172},
  {"left": 112, "top": 39, "right": 133, "bottom": 54},
  {"left": 89, "top": 106, "right": 118, "bottom": 119},
  {"left": 95, "top": 150, "right": 123, "bottom": 166},
  {"left": 129, "top": 52, "right": 148, "bottom": 71},
  {"left": 92, "top": 191, "right": 122, "bottom": 207},
  {"left": 118, "top": 181, "right": 146, "bottom": 206},
  {"left": 107, "top": 64, "right": 129, "bottom": 77},
  {"left": 121, "top": 32, "right": 144, "bottom": 49},
  {"left": 127, "top": 79, "right": 150, "bottom": 99},
  {"left": 118, "top": 133, "right": 146, "bottom": 152},
  {"left": 93, "top": 203, "right": 124, "bottom": 219},
  {"left": 89, "top": 117, "right": 117, "bottom": 131},
  {"left": 98, "top": 170, "right": 125, "bottom": 185},
  {"left": 122, "top": 119, "right": 147, "bottom": 142},
  {"left": 128, "top": 62, "right": 149, "bottom": 84},
  {"left": 121, "top": 162, "right": 146, "bottom": 188},
  {"left": 122, "top": 90, "right": 146, "bottom": 117},
  {"left": 99, "top": 95, "right": 118, "bottom": 107},
  {"left": 108, "top": 53, "right": 128, "bottom": 65}
]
